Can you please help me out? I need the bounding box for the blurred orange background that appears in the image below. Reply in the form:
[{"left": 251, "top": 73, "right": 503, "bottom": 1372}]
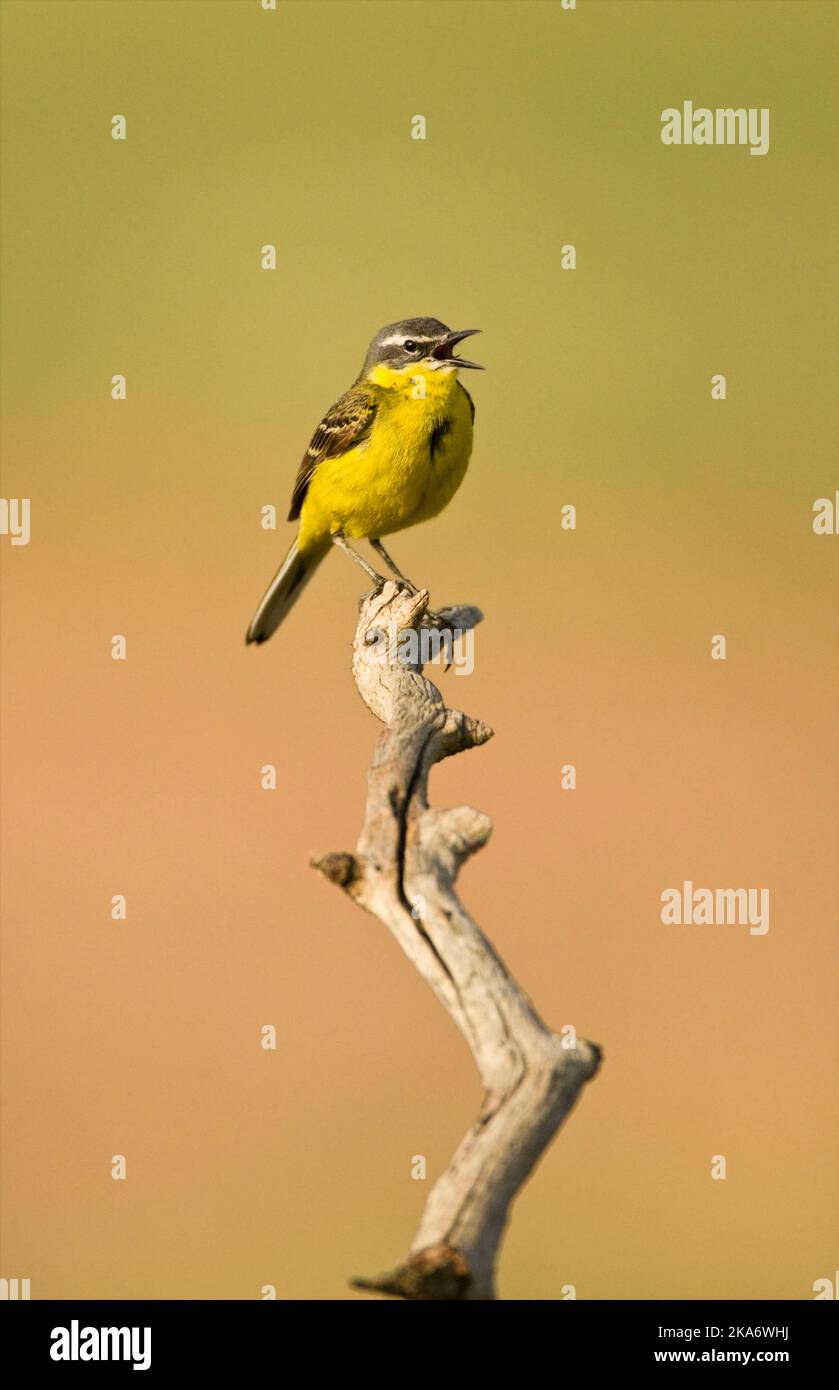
[{"left": 1, "top": 0, "right": 837, "bottom": 1299}]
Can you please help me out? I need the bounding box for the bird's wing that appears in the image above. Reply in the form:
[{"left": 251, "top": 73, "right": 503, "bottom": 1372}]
[
  {"left": 458, "top": 381, "right": 476, "bottom": 422},
  {"left": 288, "top": 385, "right": 378, "bottom": 521}
]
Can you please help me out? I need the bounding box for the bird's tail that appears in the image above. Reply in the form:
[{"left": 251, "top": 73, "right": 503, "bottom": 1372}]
[{"left": 246, "top": 536, "right": 329, "bottom": 645}]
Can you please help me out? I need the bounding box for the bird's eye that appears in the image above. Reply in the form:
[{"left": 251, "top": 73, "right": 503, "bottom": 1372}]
[{"left": 403, "top": 339, "right": 420, "bottom": 353}]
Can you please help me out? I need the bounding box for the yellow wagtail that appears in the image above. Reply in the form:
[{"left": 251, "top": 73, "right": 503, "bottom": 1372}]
[{"left": 246, "top": 317, "right": 482, "bottom": 645}]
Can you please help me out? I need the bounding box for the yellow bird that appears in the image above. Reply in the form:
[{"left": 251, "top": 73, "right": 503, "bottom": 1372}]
[{"left": 246, "top": 317, "right": 482, "bottom": 645}]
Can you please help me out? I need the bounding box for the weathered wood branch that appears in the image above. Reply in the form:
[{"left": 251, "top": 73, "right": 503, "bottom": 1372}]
[{"left": 314, "top": 581, "right": 601, "bottom": 1300}]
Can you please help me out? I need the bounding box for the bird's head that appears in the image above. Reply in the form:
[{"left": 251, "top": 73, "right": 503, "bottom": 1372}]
[{"left": 361, "top": 318, "right": 483, "bottom": 384}]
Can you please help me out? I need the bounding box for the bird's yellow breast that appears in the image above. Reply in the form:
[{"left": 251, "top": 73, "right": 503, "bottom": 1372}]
[{"left": 299, "top": 366, "right": 473, "bottom": 546}]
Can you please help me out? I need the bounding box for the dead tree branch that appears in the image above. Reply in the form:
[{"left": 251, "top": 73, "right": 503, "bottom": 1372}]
[{"left": 314, "top": 581, "right": 601, "bottom": 1300}]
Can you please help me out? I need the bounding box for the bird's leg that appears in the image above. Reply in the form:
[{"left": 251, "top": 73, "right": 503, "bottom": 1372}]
[
  {"left": 335, "top": 533, "right": 450, "bottom": 634},
  {"left": 331, "top": 532, "right": 387, "bottom": 584},
  {"left": 369, "top": 539, "right": 453, "bottom": 627},
  {"left": 369, "top": 539, "right": 419, "bottom": 594}
]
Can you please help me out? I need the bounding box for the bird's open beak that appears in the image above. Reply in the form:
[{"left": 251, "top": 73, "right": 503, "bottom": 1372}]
[{"left": 431, "top": 328, "right": 484, "bottom": 370}]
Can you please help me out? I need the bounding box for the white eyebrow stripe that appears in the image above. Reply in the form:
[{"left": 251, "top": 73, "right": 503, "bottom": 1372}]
[{"left": 377, "top": 334, "right": 433, "bottom": 348}]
